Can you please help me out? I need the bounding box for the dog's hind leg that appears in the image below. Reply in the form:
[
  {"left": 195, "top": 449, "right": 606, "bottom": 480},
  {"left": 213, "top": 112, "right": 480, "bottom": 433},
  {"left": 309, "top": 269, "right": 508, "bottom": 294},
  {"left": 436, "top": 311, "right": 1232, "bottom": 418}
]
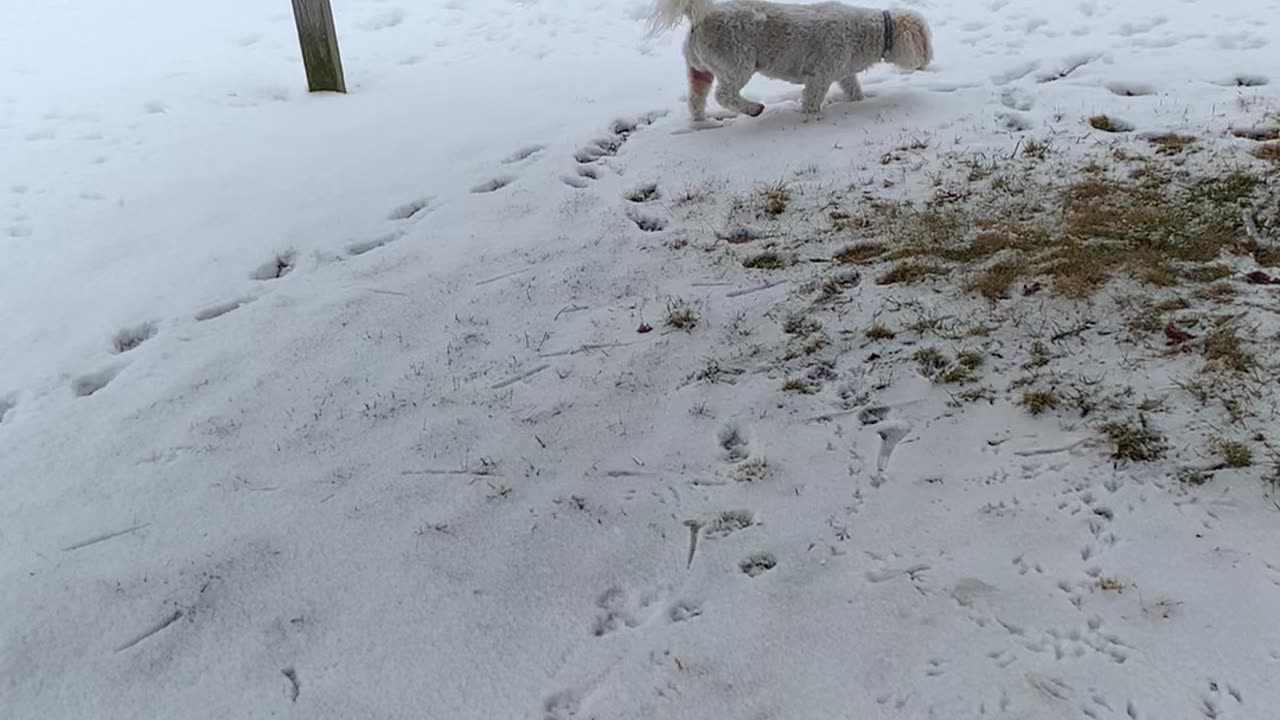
[
  {"left": 838, "top": 75, "right": 864, "bottom": 102},
  {"left": 688, "top": 66, "right": 713, "bottom": 121},
  {"left": 800, "top": 79, "right": 831, "bottom": 115},
  {"left": 714, "top": 74, "right": 765, "bottom": 117}
]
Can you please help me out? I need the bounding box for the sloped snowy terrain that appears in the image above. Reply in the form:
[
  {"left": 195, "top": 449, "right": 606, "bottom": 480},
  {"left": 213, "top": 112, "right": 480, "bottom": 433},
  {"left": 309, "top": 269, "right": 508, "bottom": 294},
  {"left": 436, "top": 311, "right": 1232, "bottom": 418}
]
[{"left": 3, "top": 0, "right": 1280, "bottom": 718}]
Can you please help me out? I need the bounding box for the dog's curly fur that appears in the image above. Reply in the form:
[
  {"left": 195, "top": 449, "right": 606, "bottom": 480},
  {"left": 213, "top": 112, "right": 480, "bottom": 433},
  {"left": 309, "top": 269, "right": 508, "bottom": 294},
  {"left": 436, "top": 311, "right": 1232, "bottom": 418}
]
[{"left": 648, "top": 0, "right": 933, "bottom": 120}]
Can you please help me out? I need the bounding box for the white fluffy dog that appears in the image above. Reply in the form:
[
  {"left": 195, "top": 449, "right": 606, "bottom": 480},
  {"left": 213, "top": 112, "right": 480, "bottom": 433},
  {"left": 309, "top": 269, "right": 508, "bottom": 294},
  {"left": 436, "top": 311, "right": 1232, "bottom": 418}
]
[{"left": 647, "top": 0, "right": 933, "bottom": 120}]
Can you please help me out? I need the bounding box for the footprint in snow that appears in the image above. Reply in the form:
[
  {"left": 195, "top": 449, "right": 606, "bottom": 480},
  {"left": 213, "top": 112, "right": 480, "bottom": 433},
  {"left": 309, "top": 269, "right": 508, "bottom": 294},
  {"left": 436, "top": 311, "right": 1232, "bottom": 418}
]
[
  {"left": 470, "top": 175, "right": 515, "bottom": 194},
  {"left": 997, "top": 111, "right": 1033, "bottom": 131},
  {"left": 346, "top": 232, "right": 401, "bottom": 256},
  {"left": 359, "top": 8, "right": 404, "bottom": 31},
  {"left": 1035, "top": 53, "right": 1099, "bottom": 83},
  {"left": 625, "top": 182, "right": 660, "bottom": 203},
  {"left": 999, "top": 87, "right": 1034, "bottom": 111},
  {"left": 1216, "top": 73, "right": 1269, "bottom": 87},
  {"left": 72, "top": 365, "right": 124, "bottom": 397},
  {"left": 567, "top": 110, "right": 669, "bottom": 174},
  {"left": 591, "top": 585, "right": 663, "bottom": 636},
  {"left": 501, "top": 145, "right": 545, "bottom": 164},
  {"left": 1105, "top": 80, "right": 1157, "bottom": 97},
  {"left": 249, "top": 251, "right": 296, "bottom": 281},
  {"left": 110, "top": 322, "right": 157, "bottom": 354},
  {"left": 668, "top": 599, "right": 703, "bottom": 623},
  {"left": 627, "top": 210, "right": 666, "bottom": 232},
  {"left": 739, "top": 552, "right": 777, "bottom": 577},
  {"left": 195, "top": 297, "right": 253, "bottom": 322},
  {"left": 717, "top": 422, "right": 751, "bottom": 462},
  {"left": 387, "top": 197, "right": 432, "bottom": 221}
]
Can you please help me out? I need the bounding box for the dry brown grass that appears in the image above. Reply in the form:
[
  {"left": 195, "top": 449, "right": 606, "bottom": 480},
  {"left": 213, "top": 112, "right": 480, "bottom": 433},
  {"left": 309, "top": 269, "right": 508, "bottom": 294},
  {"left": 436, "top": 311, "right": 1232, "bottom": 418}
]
[
  {"left": 800, "top": 143, "right": 1272, "bottom": 305},
  {"left": 1253, "top": 142, "right": 1280, "bottom": 163},
  {"left": 1146, "top": 132, "right": 1197, "bottom": 156},
  {"left": 1211, "top": 438, "right": 1254, "bottom": 468},
  {"left": 1202, "top": 323, "right": 1258, "bottom": 373},
  {"left": 1101, "top": 414, "right": 1168, "bottom": 463},
  {"left": 1088, "top": 115, "right": 1133, "bottom": 133},
  {"left": 878, "top": 261, "right": 950, "bottom": 285},
  {"left": 1020, "top": 389, "right": 1059, "bottom": 415},
  {"left": 865, "top": 323, "right": 897, "bottom": 341},
  {"left": 760, "top": 182, "right": 791, "bottom": 216},
  {"left": 968, "top": 259, "right": 1028, "bottom": 300},
  {"left": 833, "top": 242, "right": 887, "bottom": 264},
  {"left": 743, "top": 250, "right": 789, "bottom": 270}
]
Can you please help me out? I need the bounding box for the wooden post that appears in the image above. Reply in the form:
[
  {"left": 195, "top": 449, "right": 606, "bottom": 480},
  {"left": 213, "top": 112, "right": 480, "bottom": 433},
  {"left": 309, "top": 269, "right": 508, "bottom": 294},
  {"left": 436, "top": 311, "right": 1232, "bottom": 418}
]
[{"left": 291, "top": 0, "right": 346, "bottom": 93}]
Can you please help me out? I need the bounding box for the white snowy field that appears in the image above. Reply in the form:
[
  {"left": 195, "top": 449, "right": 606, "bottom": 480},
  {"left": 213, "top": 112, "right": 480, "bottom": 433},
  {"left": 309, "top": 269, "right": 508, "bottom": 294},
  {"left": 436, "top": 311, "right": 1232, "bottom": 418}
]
[{"left": 3, "top": 0, "right": 1280, "bottom": 718}]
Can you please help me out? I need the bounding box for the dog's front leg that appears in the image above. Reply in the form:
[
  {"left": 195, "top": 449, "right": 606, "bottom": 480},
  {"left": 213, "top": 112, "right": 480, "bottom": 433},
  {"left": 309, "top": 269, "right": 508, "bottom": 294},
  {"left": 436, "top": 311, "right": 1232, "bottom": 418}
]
[
  {"left": 838, "top": 75, "right": 864, "bottom": 102},
  {"left": 800, "top": 79, "right": 831, "bottom": 115}
]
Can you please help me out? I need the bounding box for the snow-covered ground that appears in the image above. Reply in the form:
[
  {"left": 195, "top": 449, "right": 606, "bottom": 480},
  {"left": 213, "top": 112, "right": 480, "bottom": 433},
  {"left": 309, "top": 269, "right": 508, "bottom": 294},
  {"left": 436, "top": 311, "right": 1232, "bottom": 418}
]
[{"left": 3, "top": 0, "right": 1280, "bottom": 717}]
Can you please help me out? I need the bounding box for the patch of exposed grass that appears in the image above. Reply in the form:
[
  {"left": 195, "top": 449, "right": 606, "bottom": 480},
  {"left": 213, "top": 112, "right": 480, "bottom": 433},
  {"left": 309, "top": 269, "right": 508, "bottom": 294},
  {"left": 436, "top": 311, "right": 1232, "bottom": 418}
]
[
  {"left": 1194, "top": 281, "right": 1238, "bottom": 302},
  {"left": 878, "top": 261, "right": 950, "bottom": 285},
  {"left": 1100, "top": 414, "right": 1168, "bottom": 463},
  {"left": 1023, "top": 340, "right": 1052, "bottom": 370},
  {"left": 782, "top": 377, "right": 817, "bottom": 394},
  {"left": 1202, "top": 323, "right": 1258, "bottom": 373},
  {"left": 866, "top": 323, "right": 897, "bottom": 341},
  {"left": 1154, "top": 296, "right": 1191, "bottom": 313},
  {"left": 782, "top": 313, "right": 822, "bottom": 336},
  {"left": 818, "top": 270, "right": 861, "bottom": 301},
  {"left": 819, "top": 148, "right": 1273, "bottom": 302},
  {"left": 1022, "top": 138, "right": 1052, "bottom": 160},
  {"left": 941, "top": 350, "right": 985, "bottom": 384},
  {"left": 906, "top": 313, "right": 950, "bottom": 336},
  {"left": 1211, "top": 438, "right": 1253, "bottom": 468},
  {"left": 1253, "top": 142, "right": 1280, "bottom": 163},
  {"left": 833, "top": 242, "right": 887, "bottom": 264},
  {"left": 1088, "top": 115, "right": 1133, "bottom": 133},
  {"left": 734, "top": 457, "right": 771, "bottom": 483},
  {"left": 760, "top": 182, "right": 791, "bottom": 216},
  {"left": 688, "top": 358, "right": 744, "bottom": 385},
  {"left": 1020, "top": 388, "right": 1059, "bottom": 415},
  {"left": 1195, "top": 171, "right": 1260, "bottom": 205},
  {"left": 801, "top": 334, "right": 829, "bottom": 355},
  {"left": 968, "top": 259, "right": 1027, "bottom": 300},
  {"left": 1180, "top": 264, "right": 1232, "bottom": 283},
  {"left": 1041, "top": 243, "right": 1112, "bottom": 298},
  {"left": 664, "top": 298, "right": 700, "bottom": 331},
  {"left": 784, "top": 332, "right": 829, "bottom": 360},
  {"left": 743, "top": 250, "right": 788, "bottom": 270},
  {"left": 960, "top": 154, "right": 1000, "bottom": 182},
  {"left": 913, "top": 347, "right": 949, "bottom": 375},
  {"left": 1177, "top": 466, "right": 1214, "bottom": 486},
  {"left": 1146, "top": 132, "right": 1197, "bottom": 155}
]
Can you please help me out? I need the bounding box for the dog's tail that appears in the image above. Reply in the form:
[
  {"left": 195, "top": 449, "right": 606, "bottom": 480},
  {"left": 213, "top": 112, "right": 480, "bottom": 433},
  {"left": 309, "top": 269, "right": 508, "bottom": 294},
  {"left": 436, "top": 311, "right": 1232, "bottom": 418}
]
[{"left": 646, "top": 0, "right": 713, "bottom": 35}]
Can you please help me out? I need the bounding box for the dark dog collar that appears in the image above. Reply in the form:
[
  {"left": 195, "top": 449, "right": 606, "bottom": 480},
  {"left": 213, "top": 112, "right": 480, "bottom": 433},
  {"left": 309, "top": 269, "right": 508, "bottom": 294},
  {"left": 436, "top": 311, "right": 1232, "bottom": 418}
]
[{"left": 883, "top": 10, "right": 895, "bottom": 56}]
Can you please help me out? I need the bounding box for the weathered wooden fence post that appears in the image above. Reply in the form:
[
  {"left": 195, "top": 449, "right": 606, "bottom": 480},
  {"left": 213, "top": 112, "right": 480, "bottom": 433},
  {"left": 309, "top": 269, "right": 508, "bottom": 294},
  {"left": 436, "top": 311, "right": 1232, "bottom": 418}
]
[{"left": 291, "top": 0, "right": 346, "bottom": 93}]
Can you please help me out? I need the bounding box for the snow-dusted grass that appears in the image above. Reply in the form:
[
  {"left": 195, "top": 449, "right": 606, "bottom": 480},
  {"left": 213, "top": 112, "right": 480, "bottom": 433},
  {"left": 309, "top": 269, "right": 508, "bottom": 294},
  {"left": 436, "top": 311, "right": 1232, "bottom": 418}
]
[{"left": 4, "top": 0, "right": 1280, "bottom": 718}]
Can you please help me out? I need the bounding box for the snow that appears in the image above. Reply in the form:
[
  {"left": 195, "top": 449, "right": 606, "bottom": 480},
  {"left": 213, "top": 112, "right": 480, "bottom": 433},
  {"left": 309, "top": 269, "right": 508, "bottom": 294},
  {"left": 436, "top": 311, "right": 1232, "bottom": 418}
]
[{"left": 2, "top": 0, "right": 1280, "bottom": 718}]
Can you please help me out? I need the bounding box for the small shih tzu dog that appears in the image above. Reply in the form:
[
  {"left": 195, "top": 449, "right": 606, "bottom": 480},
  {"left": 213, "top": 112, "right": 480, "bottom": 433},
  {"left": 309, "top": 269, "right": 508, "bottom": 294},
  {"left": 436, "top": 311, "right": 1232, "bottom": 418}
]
[{"left": 648, "top": 0, "right": 933, "bottom": 120}]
